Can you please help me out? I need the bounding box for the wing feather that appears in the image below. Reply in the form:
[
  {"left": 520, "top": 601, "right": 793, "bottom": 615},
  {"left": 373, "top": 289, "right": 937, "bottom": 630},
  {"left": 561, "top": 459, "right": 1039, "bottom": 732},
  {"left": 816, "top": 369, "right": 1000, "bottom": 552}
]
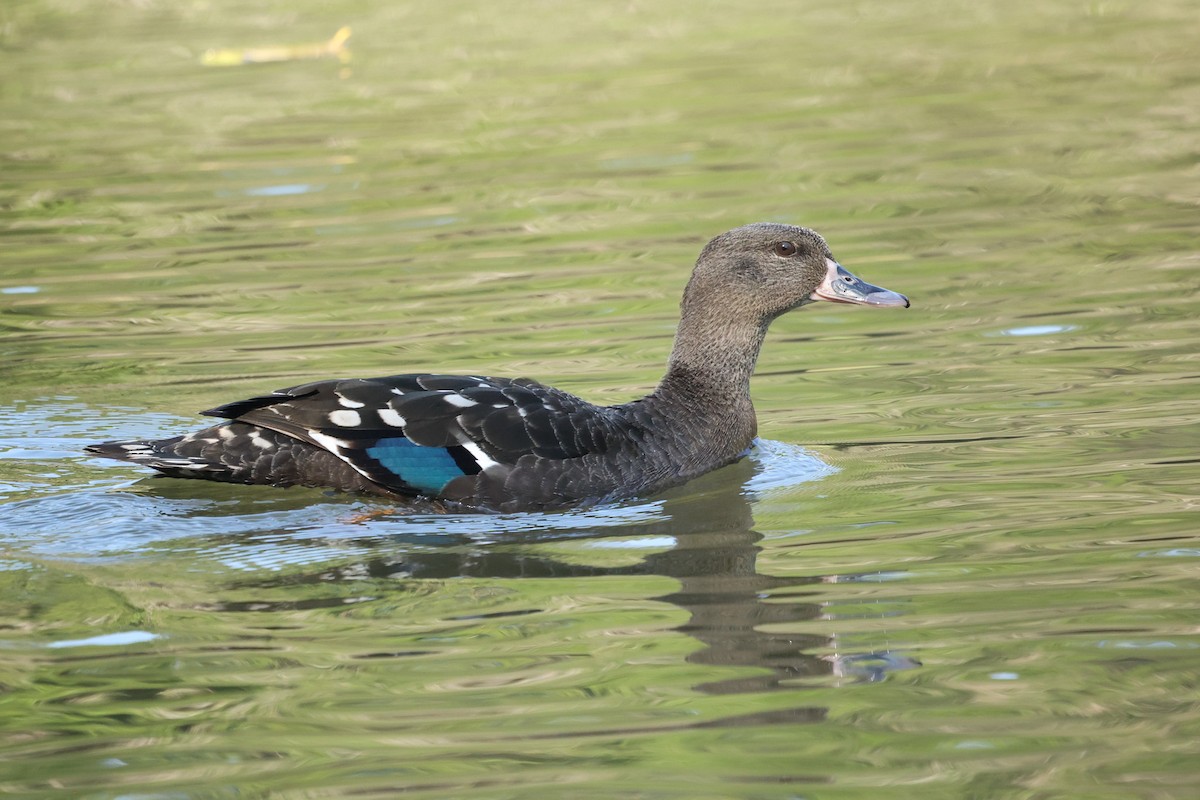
[{"left": 193, "top": 373, "right": 623, "bottom": 498}]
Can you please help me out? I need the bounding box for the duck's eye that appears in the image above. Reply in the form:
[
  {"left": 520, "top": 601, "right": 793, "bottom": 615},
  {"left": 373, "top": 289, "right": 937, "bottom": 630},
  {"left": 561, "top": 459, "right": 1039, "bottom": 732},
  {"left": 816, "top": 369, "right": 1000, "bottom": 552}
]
[{"left": 773, "top": 241, "right": 798, "bottom": 257}]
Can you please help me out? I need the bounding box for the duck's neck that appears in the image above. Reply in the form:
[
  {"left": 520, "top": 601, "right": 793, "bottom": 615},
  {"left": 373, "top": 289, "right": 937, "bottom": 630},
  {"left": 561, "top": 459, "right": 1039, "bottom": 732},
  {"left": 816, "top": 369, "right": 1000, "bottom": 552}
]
[{"left": 643, "top": 306, "right": 773, "bottom": 440}]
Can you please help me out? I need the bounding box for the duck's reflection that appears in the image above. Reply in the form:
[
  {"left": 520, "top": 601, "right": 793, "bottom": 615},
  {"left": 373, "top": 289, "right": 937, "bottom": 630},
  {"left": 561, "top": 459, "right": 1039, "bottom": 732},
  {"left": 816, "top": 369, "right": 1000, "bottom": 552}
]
[
  {"left": 229, "top": 454, "right": 918, "bottom": 695},
  {"left": 630, "top": 461, "right": 918, "bottom": 694}
]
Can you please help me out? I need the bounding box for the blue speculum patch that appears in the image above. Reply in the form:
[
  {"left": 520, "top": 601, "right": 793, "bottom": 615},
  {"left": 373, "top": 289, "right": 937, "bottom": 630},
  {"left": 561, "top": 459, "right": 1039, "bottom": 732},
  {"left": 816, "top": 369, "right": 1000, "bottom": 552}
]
[{"left": 365, "top": 437, "right": 464, "bottom": 493}]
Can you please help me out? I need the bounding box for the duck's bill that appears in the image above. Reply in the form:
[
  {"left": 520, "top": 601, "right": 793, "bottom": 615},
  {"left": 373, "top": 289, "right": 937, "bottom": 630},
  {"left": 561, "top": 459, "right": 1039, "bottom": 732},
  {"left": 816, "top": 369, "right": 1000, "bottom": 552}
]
[{"left": 811, "top": 259, "right": 910, "bottom": 308}]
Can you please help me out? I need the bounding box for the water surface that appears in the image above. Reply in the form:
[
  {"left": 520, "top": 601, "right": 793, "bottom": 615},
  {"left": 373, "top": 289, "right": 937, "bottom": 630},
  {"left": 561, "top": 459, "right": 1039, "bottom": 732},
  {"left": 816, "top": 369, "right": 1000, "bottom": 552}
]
[{"left": 2, "top": 0, "right": 1198, "bottom": 797}]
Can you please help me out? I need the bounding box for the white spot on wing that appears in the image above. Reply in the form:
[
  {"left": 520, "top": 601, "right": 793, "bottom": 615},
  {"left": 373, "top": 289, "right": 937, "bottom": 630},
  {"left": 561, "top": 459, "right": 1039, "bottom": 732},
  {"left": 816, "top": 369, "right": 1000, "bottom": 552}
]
[
  {"left": 157, "top": 458, "right": 206, "bottom": 468},
  {"left": 218, "top": 426, "right": 236, "bottom": 441},
  {"left": 378, "top": 408, "right": 406, "bottom": 427},
  {"left": 459, "top": 439, "right": 500, "bottom": 471},
  {"left": 328, "top": 409, "right": 362, "bottom": 427},
  {"left": 444, "top": 393, "right": 477, "bottom": 409},
  {"left": 309, "top": 430, "right": 351, "bottom": 452},
  {"left": 249, "top": 431, "right": 274, "bottom": 450},
  {"left": 336, "top": 394, "right": 365, "bottom": 408}
]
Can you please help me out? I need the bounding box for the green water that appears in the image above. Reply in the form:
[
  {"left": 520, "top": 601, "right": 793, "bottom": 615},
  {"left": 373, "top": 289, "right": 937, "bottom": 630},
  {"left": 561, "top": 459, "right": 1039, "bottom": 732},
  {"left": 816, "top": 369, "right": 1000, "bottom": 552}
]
[{"left": 2, "top": 0, "right": 1198, "bottom": 797}]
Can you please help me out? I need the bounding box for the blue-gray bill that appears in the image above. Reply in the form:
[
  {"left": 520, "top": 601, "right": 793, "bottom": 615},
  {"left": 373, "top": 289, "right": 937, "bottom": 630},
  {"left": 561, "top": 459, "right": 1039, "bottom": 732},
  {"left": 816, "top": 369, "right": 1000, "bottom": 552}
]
[{"left": 811, "top": 259, "right": 910, "bottom": 308}]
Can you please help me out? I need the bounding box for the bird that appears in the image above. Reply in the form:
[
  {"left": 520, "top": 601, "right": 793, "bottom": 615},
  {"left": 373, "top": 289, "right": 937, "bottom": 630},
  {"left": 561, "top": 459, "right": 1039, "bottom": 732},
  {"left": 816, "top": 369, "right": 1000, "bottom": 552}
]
[{"left": 86, "top": 223, "right": 909, "bottom": 512}]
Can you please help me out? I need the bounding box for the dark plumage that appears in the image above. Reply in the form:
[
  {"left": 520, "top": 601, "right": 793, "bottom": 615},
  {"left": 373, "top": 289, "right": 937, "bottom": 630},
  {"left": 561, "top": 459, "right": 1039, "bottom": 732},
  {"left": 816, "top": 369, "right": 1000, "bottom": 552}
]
[{"left": 86, "top": 223, "right": 908, "bottom": 511}]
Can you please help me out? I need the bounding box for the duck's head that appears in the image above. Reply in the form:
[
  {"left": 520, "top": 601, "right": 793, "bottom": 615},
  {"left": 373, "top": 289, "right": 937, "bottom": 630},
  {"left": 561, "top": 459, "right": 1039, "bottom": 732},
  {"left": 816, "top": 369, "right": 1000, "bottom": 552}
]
[{"left": 685, "top": 222, "right": 909, "bottom": 323}]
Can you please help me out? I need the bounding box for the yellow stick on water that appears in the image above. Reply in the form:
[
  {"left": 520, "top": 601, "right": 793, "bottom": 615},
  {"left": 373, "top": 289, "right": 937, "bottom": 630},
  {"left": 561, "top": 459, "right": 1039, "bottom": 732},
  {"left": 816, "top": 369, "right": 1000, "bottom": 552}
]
[{"left": 202, "top": 26, "right": 352, "bottom": 67}]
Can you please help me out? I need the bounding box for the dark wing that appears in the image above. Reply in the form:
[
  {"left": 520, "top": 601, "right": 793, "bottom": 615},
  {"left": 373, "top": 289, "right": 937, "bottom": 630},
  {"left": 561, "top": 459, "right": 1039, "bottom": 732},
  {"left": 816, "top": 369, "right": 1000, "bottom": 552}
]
[{"left": 202, "top": 373, "right": 622, "bottom": 497}]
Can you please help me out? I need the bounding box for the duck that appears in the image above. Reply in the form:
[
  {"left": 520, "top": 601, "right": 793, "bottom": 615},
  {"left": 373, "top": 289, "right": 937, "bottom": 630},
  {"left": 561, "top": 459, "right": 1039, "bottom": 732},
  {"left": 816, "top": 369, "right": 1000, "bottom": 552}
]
[{"left": 86, "top": 223, "right": 908, "bottom": 512}]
